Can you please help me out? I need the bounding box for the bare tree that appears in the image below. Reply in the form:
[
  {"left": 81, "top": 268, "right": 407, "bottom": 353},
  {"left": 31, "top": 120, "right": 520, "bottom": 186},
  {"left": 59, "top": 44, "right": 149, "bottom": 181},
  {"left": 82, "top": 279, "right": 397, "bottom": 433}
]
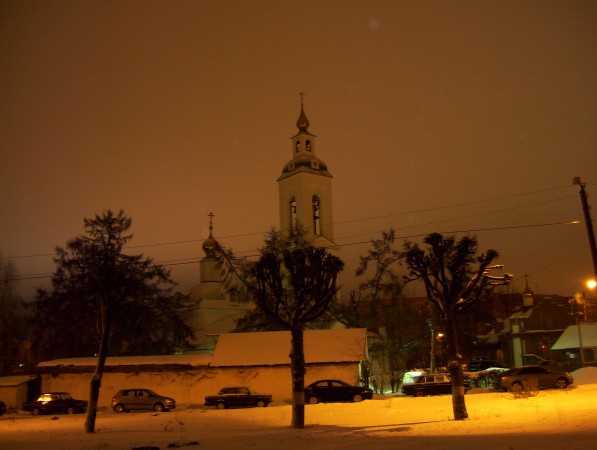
[
  {"left": 333, "top": 229, "right": 429, "bottom": 392},
  {"left": 402, "top": 233, "right": 512, "bottom": 420}
]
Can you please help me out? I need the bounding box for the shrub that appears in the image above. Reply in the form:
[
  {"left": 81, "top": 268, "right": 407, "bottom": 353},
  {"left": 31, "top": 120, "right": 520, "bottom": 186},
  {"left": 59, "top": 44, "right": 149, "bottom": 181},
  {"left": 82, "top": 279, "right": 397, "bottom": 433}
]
[{"left": 510, "top": 378, "right": 539, "bottom": 399}]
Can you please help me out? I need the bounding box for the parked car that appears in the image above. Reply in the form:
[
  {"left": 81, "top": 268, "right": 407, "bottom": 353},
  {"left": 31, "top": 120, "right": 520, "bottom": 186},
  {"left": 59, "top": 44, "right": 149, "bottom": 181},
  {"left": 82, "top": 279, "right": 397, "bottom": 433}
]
[
  {"left": 0, "top": 400, "right": 6, "bottom": 416},
  {"left": 495, "top": 365, "right": 573, "bottom": 392},
  {"left": 204, "top": 386, "right": 272, "bottom": 409},
  {"left": 304, "top": 379, "right": 373, "bottom": 404},
  {"left": 466, "top": 359, "right": 503, "bottom": 372},
  {"left": 22, "top": 392, "right": 88, "bottom": 416},
  {"left": 111, "top": 389, "right": 176, "bottom": 413},
  {"left": 402, "top": 373, "right": 470, "bottom": 397}
]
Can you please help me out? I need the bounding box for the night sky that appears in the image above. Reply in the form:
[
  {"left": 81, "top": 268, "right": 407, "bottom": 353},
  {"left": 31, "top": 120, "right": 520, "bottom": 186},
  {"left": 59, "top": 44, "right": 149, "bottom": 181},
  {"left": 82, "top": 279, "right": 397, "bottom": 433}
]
[{"left": 2, "top": 0, "right": 596, "bottom": 300}]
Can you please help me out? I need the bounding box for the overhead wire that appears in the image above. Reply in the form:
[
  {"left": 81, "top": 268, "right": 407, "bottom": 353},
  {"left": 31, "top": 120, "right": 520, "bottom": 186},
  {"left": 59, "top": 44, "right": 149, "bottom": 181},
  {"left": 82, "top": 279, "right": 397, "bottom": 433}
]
[
  {"left": 2, "top": 184, "right": 576, "bottom": 259},
  {"left": 2, "top": 184, "right": 587, "bottom": 282}
]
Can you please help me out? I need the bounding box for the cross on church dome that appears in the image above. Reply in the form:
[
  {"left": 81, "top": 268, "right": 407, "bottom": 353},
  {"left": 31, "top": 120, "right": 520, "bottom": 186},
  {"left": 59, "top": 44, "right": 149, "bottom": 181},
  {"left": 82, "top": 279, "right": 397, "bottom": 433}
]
[{"left": 202, "top": 212, "right": 218, "bottom": 258}]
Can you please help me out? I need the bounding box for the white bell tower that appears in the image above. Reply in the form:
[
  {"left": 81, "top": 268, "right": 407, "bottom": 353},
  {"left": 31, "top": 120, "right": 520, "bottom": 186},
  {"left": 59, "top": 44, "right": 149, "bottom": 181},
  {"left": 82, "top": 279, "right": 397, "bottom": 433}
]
[{"left": 277, "top": 94, "right": 335, "bottom": 248}]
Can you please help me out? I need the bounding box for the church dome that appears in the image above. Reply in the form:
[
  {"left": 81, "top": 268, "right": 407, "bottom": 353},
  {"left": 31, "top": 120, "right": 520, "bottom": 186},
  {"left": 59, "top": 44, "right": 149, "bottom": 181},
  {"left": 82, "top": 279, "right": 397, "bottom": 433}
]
[
  {"left": 278, "top": 155, "right": 332, "bottom": 180},
  {"left": 202, "top": 233, "right": 218, "bottom": 258},
  {"left": 201, "top": 212, "right": 218, "bottom": 259}
]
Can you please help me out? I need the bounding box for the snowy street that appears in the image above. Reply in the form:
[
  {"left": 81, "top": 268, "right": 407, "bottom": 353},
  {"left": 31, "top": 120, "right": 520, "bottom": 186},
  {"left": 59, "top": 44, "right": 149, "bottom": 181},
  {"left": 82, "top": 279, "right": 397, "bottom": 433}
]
[{"left": 2, "top": 368, "right": 597, "bottom": 450}]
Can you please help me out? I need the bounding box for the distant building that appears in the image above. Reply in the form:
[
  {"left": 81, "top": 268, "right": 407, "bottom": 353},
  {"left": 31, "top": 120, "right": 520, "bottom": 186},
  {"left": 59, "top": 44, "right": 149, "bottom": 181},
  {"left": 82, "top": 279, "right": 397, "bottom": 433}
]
[
  {"left": 551, "top": 323, "right": 597, "bottom": 367},
  {"left": 0, "top": 375, "right": 37, "bottom": 411},
  {"left": 482, "top": 282, "right": 578, "bottom": 368}
]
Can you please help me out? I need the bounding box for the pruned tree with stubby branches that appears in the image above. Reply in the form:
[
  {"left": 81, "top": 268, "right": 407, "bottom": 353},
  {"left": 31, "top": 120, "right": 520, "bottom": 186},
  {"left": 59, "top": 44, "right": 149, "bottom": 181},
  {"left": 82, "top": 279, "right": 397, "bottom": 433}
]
[
  {"left": 402, "top": 233, "right": 512, "bottom": 420},
  {"left": 218, "top": 229, "right": 344, "bottom": 429}
]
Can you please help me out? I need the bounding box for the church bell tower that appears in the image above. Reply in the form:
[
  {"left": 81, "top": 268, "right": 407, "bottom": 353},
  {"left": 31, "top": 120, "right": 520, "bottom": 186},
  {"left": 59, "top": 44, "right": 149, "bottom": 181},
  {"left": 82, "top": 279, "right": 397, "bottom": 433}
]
[{"left": 277, "top": 95, "right": 335, "bottom": 248}]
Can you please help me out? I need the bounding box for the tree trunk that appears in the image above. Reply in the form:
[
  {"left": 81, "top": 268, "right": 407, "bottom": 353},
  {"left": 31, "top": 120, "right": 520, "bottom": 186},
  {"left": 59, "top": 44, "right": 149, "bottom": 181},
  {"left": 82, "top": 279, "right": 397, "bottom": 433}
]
[
  {"left": 290, "top": 326, "right": 305, "bottom": 429},
  {"left": 445, "top": 316, "right": 468, "bottom": 420},
  {"left": 85, "top": 309, "right": 111, "bottom": 433}
]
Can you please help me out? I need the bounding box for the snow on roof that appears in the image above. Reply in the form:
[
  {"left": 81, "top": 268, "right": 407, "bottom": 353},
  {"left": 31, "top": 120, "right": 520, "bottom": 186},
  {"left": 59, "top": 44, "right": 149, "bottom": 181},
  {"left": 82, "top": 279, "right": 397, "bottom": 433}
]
[
  {"left": 551, "top": 324, "right": 597, "bottom": 350},
  {"left": 210, "top": 328, "right": 368, "bottom": 367},
  {"left": 37, "top": 354, "right": 212, "bottom": 368},
  {"left": 0, "top": 375, "right": 36, "bottom": 387}
]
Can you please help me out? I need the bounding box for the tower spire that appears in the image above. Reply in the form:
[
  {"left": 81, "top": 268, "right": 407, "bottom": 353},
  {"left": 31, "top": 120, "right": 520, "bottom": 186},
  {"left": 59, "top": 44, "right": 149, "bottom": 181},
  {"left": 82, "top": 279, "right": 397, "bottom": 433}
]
[
  {"left": 296, "top": 91, "right": 310, "bottom": 132},
  {"left": 208, "top": 211, "right": 214, "bottom": 236}
]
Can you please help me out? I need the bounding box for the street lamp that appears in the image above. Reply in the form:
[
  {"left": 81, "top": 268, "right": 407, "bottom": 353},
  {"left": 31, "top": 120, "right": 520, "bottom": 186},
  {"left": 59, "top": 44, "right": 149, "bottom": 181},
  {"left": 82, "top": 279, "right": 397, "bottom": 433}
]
[
  {"left": 587, "top": 279, "right": 597, "bottom": 322},
  {"left": 428, "top": 321, "right": 436, "bottom": 373},
  {"left": 428, "top": 320, "right": 444, "bottom": 373}
]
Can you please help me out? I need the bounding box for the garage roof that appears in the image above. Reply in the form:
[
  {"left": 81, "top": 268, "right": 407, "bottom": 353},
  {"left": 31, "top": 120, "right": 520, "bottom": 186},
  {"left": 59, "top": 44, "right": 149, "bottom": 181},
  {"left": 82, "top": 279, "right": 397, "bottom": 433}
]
[{"left": 551, "top": 324, "right": 597, "bottom": 350}]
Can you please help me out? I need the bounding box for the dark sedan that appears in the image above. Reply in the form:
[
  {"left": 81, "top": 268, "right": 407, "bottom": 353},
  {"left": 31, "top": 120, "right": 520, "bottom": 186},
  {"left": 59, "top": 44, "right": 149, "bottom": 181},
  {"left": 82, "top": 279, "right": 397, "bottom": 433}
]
[
  {"left": 496, "top": 365, "right": 573, "bottom": 392},
  {"left": 204, "top": 386, "right": 272, "bottom": 409},
  {"left": 304, "top": 379, "right": 373, "bottom": 404},
  {"left": 22, "top": 392, "right": 88, "bottom": 415},
  {"left": 402, "top": 373, "right": 470, "bottom": 397}
]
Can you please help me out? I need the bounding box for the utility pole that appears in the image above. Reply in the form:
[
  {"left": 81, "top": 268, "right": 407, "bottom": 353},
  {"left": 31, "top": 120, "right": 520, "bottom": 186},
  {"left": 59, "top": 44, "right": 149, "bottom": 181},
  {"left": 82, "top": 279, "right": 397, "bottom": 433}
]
[
  {"left": 573, "top": 177, "right": 597, "bottom": 281},
  {"left": 428, "top": 320, "right": 436, "bottom": 373},
  {"left": 571, "top": 293, "right": 586, "bottom": 367}
]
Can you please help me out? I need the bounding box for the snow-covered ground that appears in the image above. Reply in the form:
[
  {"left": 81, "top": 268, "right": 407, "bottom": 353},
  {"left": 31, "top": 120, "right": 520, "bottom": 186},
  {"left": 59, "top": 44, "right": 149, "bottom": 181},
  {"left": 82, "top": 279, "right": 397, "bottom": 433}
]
[{"left": 2, "top": 367, "right": 597, "bottom": 450}]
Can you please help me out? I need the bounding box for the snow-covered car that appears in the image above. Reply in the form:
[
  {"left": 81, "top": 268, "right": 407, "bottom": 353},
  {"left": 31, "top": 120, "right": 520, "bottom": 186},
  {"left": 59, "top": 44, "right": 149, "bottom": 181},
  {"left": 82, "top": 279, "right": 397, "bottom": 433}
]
[
  {"left": 22, "top": 392, "right": 88, "bottom": 415},
  {"left": 111, "top": 389, "right": 176, "bottom": 413},
  {"left": 402, "top": 373, "right": 470, "bottom": 397},
  {"left": 495, "top": 365, "right": 573, "bottom": 392},
  {"left": 204, "top": 386, "right": 272, "bottom": 409},
  {"left": 304, "top": 379, "right": 373, "bottom": 404}
]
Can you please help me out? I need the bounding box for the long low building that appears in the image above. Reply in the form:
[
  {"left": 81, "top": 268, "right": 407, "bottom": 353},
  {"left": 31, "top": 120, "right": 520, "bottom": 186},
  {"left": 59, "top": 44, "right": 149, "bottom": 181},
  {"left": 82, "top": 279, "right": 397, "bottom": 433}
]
[{"left": 36, "top": 328, "right": 368, "bottom": 408}]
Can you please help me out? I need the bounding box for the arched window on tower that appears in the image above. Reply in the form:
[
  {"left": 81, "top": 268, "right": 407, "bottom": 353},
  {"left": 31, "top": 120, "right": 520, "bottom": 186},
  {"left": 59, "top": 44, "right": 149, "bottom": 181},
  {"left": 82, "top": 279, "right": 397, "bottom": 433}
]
[
  {"left": 306, "top": 140, "right": 312, "bottom": 151},
  {"left": 312, "top": 195, "right": 321, "bottom": 235},
  {"left": 295, "top": 141, "right": 301, "bottom": 152},
  {"left": 290, "top": 197, "right": 297, "bottom": 235}
]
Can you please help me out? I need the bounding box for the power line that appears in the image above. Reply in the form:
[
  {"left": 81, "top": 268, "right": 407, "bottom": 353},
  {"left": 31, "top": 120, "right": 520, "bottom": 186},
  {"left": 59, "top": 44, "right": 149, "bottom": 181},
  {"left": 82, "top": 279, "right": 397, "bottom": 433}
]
[
  {"left": 334, "top": 184, "right": 572, "bottom": 225},
  {"left": 1, "top": 184, "right": 577, "bottom": 260},
  {"left": 334, "top": 194, "right": 576, "bottom": 242},
  {"left": 5, "top": 218, "right": 581, "bottom": 283}
]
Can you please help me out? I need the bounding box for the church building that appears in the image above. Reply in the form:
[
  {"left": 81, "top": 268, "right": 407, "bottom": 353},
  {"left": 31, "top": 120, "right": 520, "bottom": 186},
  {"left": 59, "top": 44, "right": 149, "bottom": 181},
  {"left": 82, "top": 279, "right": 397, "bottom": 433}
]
[{"left": 183, "top": 98, "right": 337, "bottom": 353}]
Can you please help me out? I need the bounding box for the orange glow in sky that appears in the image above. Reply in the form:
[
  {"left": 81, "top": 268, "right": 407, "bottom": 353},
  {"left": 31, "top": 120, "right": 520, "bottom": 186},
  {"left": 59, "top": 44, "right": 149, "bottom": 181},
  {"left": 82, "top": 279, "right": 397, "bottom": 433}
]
[{"left": 1, "top": 1, "right": 596, "bottom": 299}]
